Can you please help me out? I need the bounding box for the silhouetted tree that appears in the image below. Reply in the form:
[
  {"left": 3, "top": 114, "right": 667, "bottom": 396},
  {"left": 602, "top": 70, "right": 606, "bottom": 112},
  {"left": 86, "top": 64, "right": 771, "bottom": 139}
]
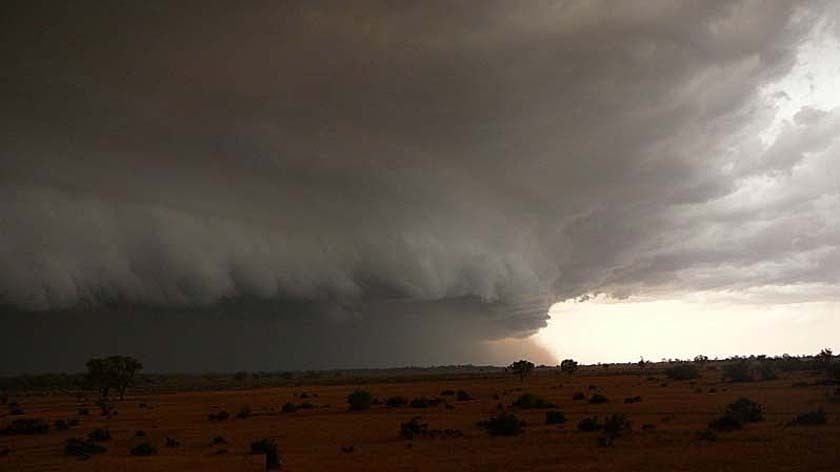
[
  {"left": 560, "top": 359, "right": 579, "bottom": 375},
  {"left": 86, "top": 356, "right": 143, "bottom": 400},
  {"left": 508, "top": 360, "right": 535, "bottom": 382}
]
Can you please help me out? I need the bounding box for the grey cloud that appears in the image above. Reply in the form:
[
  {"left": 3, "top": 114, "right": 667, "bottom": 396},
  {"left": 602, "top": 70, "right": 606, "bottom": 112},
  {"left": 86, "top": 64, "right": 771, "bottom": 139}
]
[{"left": 1, "top": 1, "right": 838, "bottom": 371}]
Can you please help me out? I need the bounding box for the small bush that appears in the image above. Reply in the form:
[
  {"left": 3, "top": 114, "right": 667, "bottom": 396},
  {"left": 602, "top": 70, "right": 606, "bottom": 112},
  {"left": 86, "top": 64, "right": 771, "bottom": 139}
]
[
  {"left": 624, "top": 396, "right": 642, "bottom": 404},
  {"left": 726, "top": 398, "right": 763, "bottom": 423},
  {"left": 410, "top": 397, "right": 442, "bottom": 408},
  {"left": 480, "top": 412, "right": 526, "bottom": 436},
  {"left": 602, "top": 414, "right": 631, "bottom": 435},
  {"left": 1, "top": 418, "right": 49, "bottom": 435},
  {"left": 54, "top": 419, "right": 71, "bottom": 431},
  {"left": 722, "top": 361, "right": 753, "bottom": 382},
  {"left": 347, "top": 390, "right": 375, "bottom": 411},
  {"left": 512, "top": 393, "right": 556, "bottom": 409},
  {"left": 165, "top": 436, "right": 181, "bottom": 447},
  {"left": 545, "top": 410, "right": 567, "bottom": 425},
  {"left": 130, "top": 442, "right": 157, "bottom": 456},
  {"left": 64, "top": 438, "right": 107, "bottom": 457},
  {"left": 236, "top": 406, "right": 252, "bottom": 419},
  {"left": 400, "top": 417, "right": 429, "bottom": 439},
  {"left": 385, "top": 396, "right": 407, "bottom": 408},
  {"left": 709, "top": 414, "right": 742, "bottom": 432},
  {"left": 664, "top": 364, "right": 700, "bottom": 381},
  {"left": 77, "top": 407, "right": 90, "bottom": 416},
  {"left": 212, "top": 435, "right": 227, "bottom": 445},
  {"left": 789, "top": 409, "right": 827, "bottom": 426},
  {"left": 135, "top": 430, "right": 146, "bottom": 437},
  {"left": 589, "top": 393, "right": 609, "bottom": 404},
  {"left": 572, "top": 392, "right": 586, "bottom": 401},
  {"left": 577, "top": 416, "right": 602, "bottom": 432},
  {"left": 208, "top": 410, "right": 230, "bottom": 421},
  {"left": 696, "top": 429, "right": 718, "bottom": 441},
  {"left": 281, "top": 401, "right": 298, "bottom": 413},
  {"left": 456, "top": 390, "right": 473, "bottom": 401},
  {"left": 440, "top": 390, "right": 455, "bottom": 396},
  {"left": 250, "top": 438, "right": 281, "bottom": 470},
  {"left": 88, "top": 428, "right": 111, "bottom": 441}
]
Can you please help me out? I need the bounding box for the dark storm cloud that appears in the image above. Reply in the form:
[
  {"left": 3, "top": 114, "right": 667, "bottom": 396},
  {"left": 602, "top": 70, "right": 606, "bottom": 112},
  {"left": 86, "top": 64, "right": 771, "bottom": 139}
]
[{"left": 1, "top": 1, "right": 838, "bottom": 371}]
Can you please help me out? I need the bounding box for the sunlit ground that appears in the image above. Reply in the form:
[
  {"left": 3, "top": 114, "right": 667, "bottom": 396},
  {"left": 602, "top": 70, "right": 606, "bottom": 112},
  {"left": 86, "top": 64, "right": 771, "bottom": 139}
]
[{"left": 535, "top": 295, "right": 840, "bottom": 364}]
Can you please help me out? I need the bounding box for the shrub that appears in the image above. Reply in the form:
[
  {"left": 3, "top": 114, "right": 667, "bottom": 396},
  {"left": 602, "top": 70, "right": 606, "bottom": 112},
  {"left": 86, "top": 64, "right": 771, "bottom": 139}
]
[
  {"left": 545, "top": 410, "right": 567, "bottom": 425},
  {"left": 456, "top": 390, "right": 473, "bottom": 401},
  {"left": 281, "top": 402, "right": 298, "bottom": 413},
  {"left": 827, "top": 364, "right": 840, "bottom": 383},
  {"left": 664, "top": 364, "right": 700, "bottom": 381},
  {"left": 1, "top": 418, "right": 49, "bottom": 435},
  {"left": 347, "top": 390, "right": 375, "bottom": 411},
  {"left": 208, "top": 410, "right": 230, "bottom": 421},
  {"left": 250, "top": 438, "right": 281, "bottom": 470},
  {"left": 54, "top": 419, "right": 71, "bottom": 431},
  {"left": 757, "top": 363, "right": 778, "bottom": 381},
  {"left": 577, "top": 416, "right": 602, "bottom": 432},
  {"left": 480, "top": 412, "right": 526, "bottom": 436},
  {"left": 212, "top": 435, "right": 227, "bottom": 445},
  {"left": 602, "top": 413, "right": 631, "bottom": 435},
  {"left": 512, "top": 393, "right": 556, "bottom": 409},
  {"left": 236, "top": 406, "right": 252, "bottom": 419},
  {"left": 725, "top": 398, "right": 763, "bottom": 423},
  {"left": 722, "top": 361, "right": 753, "bottom": 382},
  {"left": 709, "top": 413, "right": 742, "bottom": 432},
  {"left": 440, "top": 390, "right": 455, "bottom": 396},
  {"left": 130, "top": 442, "right": 157, "bottom": 456},
  {"left": 77, "top": 407, "right": 90, "bottom": 416},
  {"left": 572, "top": 392, "right": 586, "bottom": 401},
  {"left": 410, "top": 397, "right": 442, "bottom": 408},
  {"left": 135, "top": 430, "right": 146, "bottom": 437},
  {"left": 64, "top": 438, "right": 107, "bottom": 457},
  {"left": 88, "top": 428, "right": 111, "bottom": 441},
  {"left": 400, "top": 417, "right": 429, "bottom": 439},
  {"left": 589, "top": 393, "right": 609, "bottom": 404},
  {"left": 789, "top": 409, "right": 826, "bottom": 426},
  {"left": 385, "top": 396, "right": 407, "bottom": 408},
  {"left": 696, "top": 429, "right": 718, "bottom": 441},
  {"left": 165, "top": 436, "right": 181, "bottom": 447},
  {"left": 624, "top": 396, "right": 642, "bottom": 404}
]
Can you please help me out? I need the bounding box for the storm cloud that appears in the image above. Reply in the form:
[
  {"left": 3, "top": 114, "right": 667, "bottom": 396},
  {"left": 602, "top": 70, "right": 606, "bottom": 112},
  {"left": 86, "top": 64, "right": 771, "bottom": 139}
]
[{"left": 1, "top": 1, "right": 838, "bottom": 372}]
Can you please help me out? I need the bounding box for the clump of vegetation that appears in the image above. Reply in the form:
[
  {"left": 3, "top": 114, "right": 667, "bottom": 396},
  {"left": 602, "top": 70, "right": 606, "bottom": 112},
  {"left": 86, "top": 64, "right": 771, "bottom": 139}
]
[
  {"left": 624, "top": 396, "right": 642, "bottom": 404},
  {"left": 236, "top": 406, "right": 252, "bottom": 419},
  {"left": 456, "top": 390, "right": 473, "bottom": 401},
  {"left": 281, "top": 402, "right": 298, "bottom": 413},
  {"left": 208, "top": 410, "right": 230, "bottom": 421},
  {"left": 64, "top": 437, "right": 107, "bottom": 458},
  {"left": 250, "top": 438, "right": 282, "bottom": 470},
  {"left": 577, "top": 416, "right": 602, "bottom": 432},
  {"left": 381, "top": 396, "right": 404, "bottom": 408},
  {"left": 508, "top": 360, "right": 535, "bottom": 382},
  {"left": 77, "top": 407, "right": 90, "bottom": 416},
  {"left": 512, "top": 393, "right": 557, "bottom": 409},
  {"left": 410, "top": 397, "right": 442, "bottom": 408},
  {"left": 130, "top": 442, "right": 157, "bottom": 456},
  {"left": 602, "top": 414, "right": 631, "bottom": 435},
  {"left": 560, "top": 359, "right": 579, "bottom": 375},
  {"left": 347, "top": 390, "right": 375, "bottom": 411},
  {"left": 135, "top": 430, "right": 146, "bottom": 437},
  {"left": 479, "top": 412, "right": 526, "bottom": 436},
  {"left": 709, "top": 397, "right": 763, "bottom": 431},
  {"left": 789, "top": 409, "right": 827, "bottom": 426},
  {"left": 545, "top": 410, "right": 567, "bottom": 425},
  {"left": 400, "top": 417, "right": 429, "bottom": 439},
  {"left": 1, "top": 418, "right": 49, "bottom": 435},
  {"left": 440, "top": 390, "right": 455, "bottom": 396},
  {"left": 88, "top": 428, "right": 111, "bottom": 442},
  {"left": 722, "top": 361, "right": 753, "bottom": 382},
  {"left": 664, "top": 364, "right": 700, "bottom": 381},
  {"left": 572, "top": 392, "right": 586, "bottom": 401},
  {"left": 696, "top": 429, "right": 718, "bottom": 442},
  {"left": 212, "top": 435, "right": 227, "bottom": 445},
  {"left": 589, "top": 393, "right": 609, "bottom": 404},
  {"left": 54, "top": 419, "right": 71, "bottom": 431},
  {"left": 165, "top": 436, "right": 181, "bottom": 447}
]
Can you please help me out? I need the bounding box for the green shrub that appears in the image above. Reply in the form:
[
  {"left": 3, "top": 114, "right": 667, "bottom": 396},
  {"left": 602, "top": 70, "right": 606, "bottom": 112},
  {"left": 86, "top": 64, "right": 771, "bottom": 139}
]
[
  {"left": 589, "top": 393, "right": 609, "bottom": 404},
  {"left": 385, "top": 396, "right": 407, "bottom": 408},
  {"left": 64, "top": 438, "right": 107, "bottom": 457},
  {"left": 722, "top": 361, "right": 753, "bottom": 382},
  {"left": 545, "top": 410, "right": 567, "bottom": 425},
  {"left": 130, "top": 442, "right": 157, "bottom": 456},
  {"left": 577, "top": 416, "right": 602, "bottom": 432},
  {"left": 664, "top": 364, "right": 700, "bottom": 380},
  {"left": 512, "top": 393, "right": 556, "bottom": 409},
  {"left": 1, "top": 418, "right": 49, "bottom": 435},
  {"left": 480, "top": 413, "right": 526, "bottom": 436},
  {"left": 789, "top": 409, "right": 826, "bottom": 426},
  {"left": 347, "top": 390, "right": 375, "bottom": 411},
  {"left": 400, "top": 417, "right": 429, "bottom": 439}
]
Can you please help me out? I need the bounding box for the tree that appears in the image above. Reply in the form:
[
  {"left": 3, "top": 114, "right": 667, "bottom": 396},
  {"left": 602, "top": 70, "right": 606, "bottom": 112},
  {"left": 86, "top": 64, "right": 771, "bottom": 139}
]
[
  {"left": 637, "top": 357, "right": 647, "bottom": 369},
  {"left": 560, "top": 359, "right": 579, "bottom": 375},
  {"left": 86, "top": 356, "right": 143, "bottom": 400},
  {"left": 508, "top": 360, "right": 535, "bottom": 382},
  {"left": 694, "top": 355, "right": 709, "bottom": 364},
  {"left": 816, "top": 348, "right": 834, "bottom": 364}
]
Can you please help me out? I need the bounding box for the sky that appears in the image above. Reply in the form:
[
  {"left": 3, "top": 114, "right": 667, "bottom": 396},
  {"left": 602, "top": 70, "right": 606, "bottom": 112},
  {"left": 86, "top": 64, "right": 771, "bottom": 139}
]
[{"left": 1, "top": 1, "right": 839, "bottom": 373}]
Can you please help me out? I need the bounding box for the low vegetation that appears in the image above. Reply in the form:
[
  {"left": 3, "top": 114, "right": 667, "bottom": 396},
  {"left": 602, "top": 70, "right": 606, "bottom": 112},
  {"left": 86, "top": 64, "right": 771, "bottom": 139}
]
[
  {"left": 347, "top": 390, "right": 376, "bottom": 411},
  {"left": 479, "top": 412, "right": 526, "bottom": 436}
]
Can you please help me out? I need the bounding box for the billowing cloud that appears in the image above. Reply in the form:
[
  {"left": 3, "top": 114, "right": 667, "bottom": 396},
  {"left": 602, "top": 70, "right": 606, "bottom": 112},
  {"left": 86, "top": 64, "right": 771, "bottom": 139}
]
[{"left": 1, "top": 1, "right": 838, "bottom": 372}]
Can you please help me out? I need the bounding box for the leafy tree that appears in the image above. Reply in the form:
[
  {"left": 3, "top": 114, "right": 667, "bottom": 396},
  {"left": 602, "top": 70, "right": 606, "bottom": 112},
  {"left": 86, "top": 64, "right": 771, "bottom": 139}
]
[
  {"left": 508, "top": 360, "right": 535, "bottom": 382},
  {"left": 560, "top": 359, "right": 579, "bottom": 375},
  {"left": 346, "top": 390, "right": 375, "bottom": 411},
  {"left": 694, "top": 355, "right": 709, "bottom": 364},
  {"left": 85, "top": 356, "right": 143, "bottom": 400},
  {"left": 816, "top": 348, "right": 834, "bottom": 364}
]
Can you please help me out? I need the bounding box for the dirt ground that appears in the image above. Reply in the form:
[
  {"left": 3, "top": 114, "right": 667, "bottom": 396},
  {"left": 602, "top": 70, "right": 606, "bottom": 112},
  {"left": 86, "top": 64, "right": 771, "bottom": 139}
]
[{"left": 2, "top": 368, "right": 840, "bottom": 471}]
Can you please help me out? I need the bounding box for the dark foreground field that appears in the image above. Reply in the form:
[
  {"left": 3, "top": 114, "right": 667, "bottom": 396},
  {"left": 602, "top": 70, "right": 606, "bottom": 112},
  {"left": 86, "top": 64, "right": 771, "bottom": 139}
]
[{"left": 2, "top": 365, "right": 840, "bottom": 471}]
